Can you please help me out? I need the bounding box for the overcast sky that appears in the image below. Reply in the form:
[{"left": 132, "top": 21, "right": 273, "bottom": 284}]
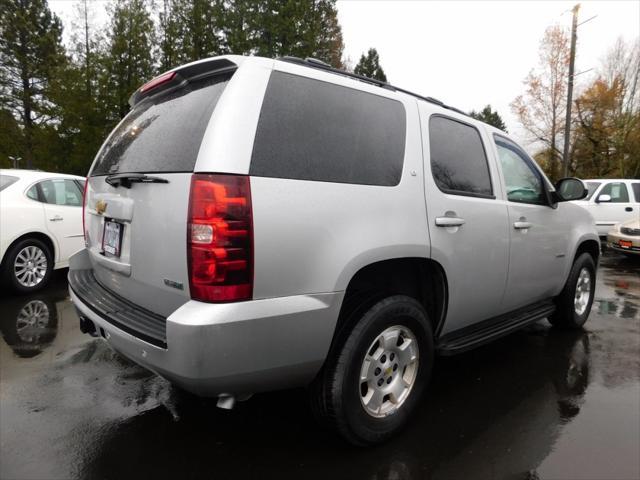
[
  {"left": 337, "top": 1, "right": 640, "bottom": 145},
  {"left": 50, "top": 0, "right": 640, "bottom": 147}
]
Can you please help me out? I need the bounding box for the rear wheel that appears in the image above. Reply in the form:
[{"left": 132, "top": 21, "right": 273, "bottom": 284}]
[
  {"left": 311, "top": 295, "right": 433, "bottom": 446},
  {"left": 549, "top": 253, "right": 596, "bottom": 329},
  {"left": 1, "top": 238, "right": 53, "bottom": 293}
]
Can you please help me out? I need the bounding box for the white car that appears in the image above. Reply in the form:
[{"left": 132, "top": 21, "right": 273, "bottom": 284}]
[
  {"left": 573, "top": 179, "right": 640, "bottom": 238},
  {"left": 0, "top": 169, "right": 85, "bottom": 292}
]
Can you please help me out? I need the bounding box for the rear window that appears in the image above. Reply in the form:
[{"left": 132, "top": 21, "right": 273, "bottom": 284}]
[
  {"left": 0, "top": 174, "right": 18, "bottom": 192},
  {"left": 250, "top": 71, "right": 406, "bottom": 186},
  {"left": 632, "top": 183, "right": 640, "bottom": 202},
  {"left": 91, "top": 74, "right": 231, "bottom": 176}
]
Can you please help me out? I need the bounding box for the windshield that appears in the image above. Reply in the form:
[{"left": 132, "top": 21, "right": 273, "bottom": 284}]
[{"left": 585, "top": 182, "right": 601, "bottom": 200}]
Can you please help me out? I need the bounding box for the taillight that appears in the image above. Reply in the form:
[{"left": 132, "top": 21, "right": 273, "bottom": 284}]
[
  {"left": 187, "top": 174, "right": 253, "bottom": 302},
  {"left": 82, "top": 180, "right": 89, "bottom": 244}
]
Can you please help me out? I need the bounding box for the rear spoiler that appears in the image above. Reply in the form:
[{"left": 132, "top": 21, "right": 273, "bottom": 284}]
[{"left": 128, "top": 57, "right": 238, "bottom": 108}]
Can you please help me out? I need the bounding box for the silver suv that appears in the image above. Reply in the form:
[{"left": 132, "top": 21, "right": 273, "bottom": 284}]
[{"left": 69, "top": 55, "right": 599, "bottom": 445}]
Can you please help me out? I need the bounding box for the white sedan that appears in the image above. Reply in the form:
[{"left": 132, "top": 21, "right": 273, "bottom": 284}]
[{"left": 1, "top": 169, "right": 85, "bottom": 292}]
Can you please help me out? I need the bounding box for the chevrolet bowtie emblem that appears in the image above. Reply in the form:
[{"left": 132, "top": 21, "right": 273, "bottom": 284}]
[{"left": 96, "top": 199, "right": 107, "bottom": 215}]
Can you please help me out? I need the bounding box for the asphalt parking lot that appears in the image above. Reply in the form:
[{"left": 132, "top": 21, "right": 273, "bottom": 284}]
[{"left": 0, "top": 253, "right": 638, "bottom": 480}]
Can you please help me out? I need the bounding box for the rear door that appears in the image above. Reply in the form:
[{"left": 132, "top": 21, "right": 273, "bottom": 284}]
[
  {"left": 85, "top": 72, "right": 232, "bottom": 317},
  {"left": 420, "top": 111, "right": 510, "bottom": 334},
  {"left": 39, "top": 178, "right": 85, "bottom": 263}
]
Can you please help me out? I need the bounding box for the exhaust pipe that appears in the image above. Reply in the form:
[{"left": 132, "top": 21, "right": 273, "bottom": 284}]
[{"left": 216, "top": 394, "right": 236, "bottom": 410}]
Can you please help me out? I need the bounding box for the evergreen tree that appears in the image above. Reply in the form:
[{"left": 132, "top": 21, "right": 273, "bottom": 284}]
[
  {"left": 160, "top": 0, "right": 223, "bottom": 66},
  {"left": 101, "top": 0, "right": 155, "bottom": 121},
  {"left": 158, "top": 0, "right": 181, "bottom": 70},
  {"left": 0, "top": 0, "right": 66, "bottom": 168},
  {"left": 52, "top": 0, "right": 110, "bottom": 174},
  {"left": 250, "top": 0, "right": 343, "bottom": 67},
  {"left": 159, "top": 0, "right": 345, "bottom": 68},
  {"left": 354, "top": 48, "right": 387, "bottom": 82},
  {"left": 469, "top": 105, "right": 508, "bottom": 132}
]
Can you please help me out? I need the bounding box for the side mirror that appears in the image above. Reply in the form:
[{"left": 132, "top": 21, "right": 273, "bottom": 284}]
[
  {"left": 554, "top": 177, "right": 588, "bottom": 202},
  {"left": 596, "top": 194, "right": 611, "bottom": 203}
]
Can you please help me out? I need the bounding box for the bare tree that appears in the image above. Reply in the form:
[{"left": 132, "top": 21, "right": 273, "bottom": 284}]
[{"left": 511, "top": 26, "right": 570, "bottom": 180}]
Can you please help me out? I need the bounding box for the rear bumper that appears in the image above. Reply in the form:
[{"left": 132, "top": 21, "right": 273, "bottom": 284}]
[{"left": 68, "top": 249, "right": 343, "bottom": 396}]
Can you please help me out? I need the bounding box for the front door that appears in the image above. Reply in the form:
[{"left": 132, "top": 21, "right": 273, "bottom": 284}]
[
  {"left": 492, "top": 135, "right": 567, "bottom": 312},
  {"left": 421, "top": 110, "right": 510, "bottom": 334}
]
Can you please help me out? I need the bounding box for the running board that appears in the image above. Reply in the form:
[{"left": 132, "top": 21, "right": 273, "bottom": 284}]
[{"left": 436, "top": 300, "right": 556, "bottom": 356}]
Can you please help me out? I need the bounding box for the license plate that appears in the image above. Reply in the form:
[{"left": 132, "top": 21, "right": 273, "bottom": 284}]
[
  {"left": 619, "top": 240, "right": 632, "bottom": 249},
  {"left": 102, "top": 220, "right": 123, "bottom": 257}
]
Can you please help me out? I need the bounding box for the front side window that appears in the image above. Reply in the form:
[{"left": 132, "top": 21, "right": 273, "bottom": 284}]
[
  {"left": 494, "top": 136, "right": 545, "bottom": 205},
  {"left": 599, "top": 182, "right": 629, "bottom": 203},
  {"left": 37, "top": 179, "right": 83, "bottom": 207},
  {"left": 429, "top": 116, "right": 493, "bottom": 197}
]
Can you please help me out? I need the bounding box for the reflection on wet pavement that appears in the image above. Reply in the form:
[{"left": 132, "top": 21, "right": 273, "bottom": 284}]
[{"left": 1, "top": 255, "right": 638, "bottom": 480}]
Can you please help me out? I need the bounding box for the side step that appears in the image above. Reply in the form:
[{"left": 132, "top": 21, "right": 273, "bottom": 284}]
[{"left": 437, "top": 300, "right": 556, "bottom": 356}]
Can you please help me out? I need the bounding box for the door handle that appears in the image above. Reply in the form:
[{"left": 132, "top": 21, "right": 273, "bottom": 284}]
[
  {"left": 49, "top": 215, "right": 63, "bottom": 222},
  {"left": 514, "top": 221, "right": 532, "bottom": 230},
  {"left": 625, "top": 207, "right": 633, "bottom": 212},
  {"left": 435, "top": 216, "right": 465, "bottom": 227}
]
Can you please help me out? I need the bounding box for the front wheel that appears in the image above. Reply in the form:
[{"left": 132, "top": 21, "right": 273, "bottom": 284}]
[
  {"left": 311, "top": 295, "right": 434, "bottom": 446},
  {"left": 549, "top": 253, "right": 596, "bottom": 329}
]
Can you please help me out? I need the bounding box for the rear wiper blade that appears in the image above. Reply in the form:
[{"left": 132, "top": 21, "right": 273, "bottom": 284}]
[{"left": 105, "top": 173, "right": 169, "bottom": 189}]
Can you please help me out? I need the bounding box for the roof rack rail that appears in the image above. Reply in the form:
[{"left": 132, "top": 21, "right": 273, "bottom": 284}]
[{"left": 278, "top": 56, "right": 468, "bottom": 117}]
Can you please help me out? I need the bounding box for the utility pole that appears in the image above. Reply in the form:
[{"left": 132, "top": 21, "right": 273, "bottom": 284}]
[{"left": 562, "top": 3, "right": 580, "bottom": 177}]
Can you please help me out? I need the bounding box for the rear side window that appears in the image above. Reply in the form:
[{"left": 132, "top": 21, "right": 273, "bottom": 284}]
[
  {"left": 26, "top": 185, "right": 38, "bottom": 200},
  {"left": 91, "top": 74, "right": 231, "bottom": 176},
  {"left": 0, "top": 175, "right": 18, "bottom": 192},
  {"left": 250, "top": 71, "right": 406, "bottom": 186},
  {"left": 599, "top": 182, "right": 629, "bottom": 202},
  {"left": 38, "top": 179, "right": 83, "bottom": 206},
  {"left": 632, "top": 183, "right": 640, "bottom": 202},
  {"left": 429, "top": 116, "right": 493, "bottom": 197}
]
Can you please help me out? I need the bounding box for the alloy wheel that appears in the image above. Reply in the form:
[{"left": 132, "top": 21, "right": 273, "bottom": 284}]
[
  {"left": 14, "top": 246, "right": 48, "bottom": 288},
  {"left": 359, "top": 325, "right": 419, "bottom": 417}
]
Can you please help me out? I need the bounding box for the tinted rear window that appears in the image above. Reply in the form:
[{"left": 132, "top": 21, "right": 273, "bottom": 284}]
[
  {"left": 632, "top": 183, "right": 640, "bottom": 202},
  {"left": 91, "top": 74, "right": 231, "bottom": 176},
  {"left": 0, "top": 174, "right": 18, "bottom": 192},
  {"left": 429, "top": 116, "right": 493, "bottom": 197},
  {"left": 250, "top": 71, "right": 406, "bottom": 186}
]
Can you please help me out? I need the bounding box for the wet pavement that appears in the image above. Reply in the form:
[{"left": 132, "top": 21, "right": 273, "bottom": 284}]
[{"left": 1, "top": 253, "right": 638, "bottom": 480}]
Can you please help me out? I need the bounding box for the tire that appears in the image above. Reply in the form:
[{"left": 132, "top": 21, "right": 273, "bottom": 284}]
[
  {"left": 310, "top": 295, "right": 434, "bottom": 446},
  {"left": 549, "top": 253, "right": 596, "bottom": 329},
  {"left": 1, "top": 238, "right": 53, "bottom": 294}
]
